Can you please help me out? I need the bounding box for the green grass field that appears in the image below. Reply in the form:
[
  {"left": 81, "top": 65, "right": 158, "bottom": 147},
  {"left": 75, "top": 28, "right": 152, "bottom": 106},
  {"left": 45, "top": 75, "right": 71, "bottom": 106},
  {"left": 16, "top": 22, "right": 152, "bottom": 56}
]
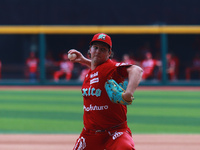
[{"left": 0, "top": 89, "right": 199, "bottom": 134}]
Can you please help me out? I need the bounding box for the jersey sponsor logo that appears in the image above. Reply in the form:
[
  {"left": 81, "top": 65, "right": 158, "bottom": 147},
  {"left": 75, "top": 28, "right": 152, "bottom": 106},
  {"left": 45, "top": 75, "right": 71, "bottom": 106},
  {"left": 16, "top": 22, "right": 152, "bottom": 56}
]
[
  {"left": 90, "top": 71, "right": 98, "bottom": 78},
  {"left": 84, "top": 104, "right": 108, "bottom": 112},
  {"left": 90, "top": 77, "right": 99, "bottom": 84},
  {"left": 97, "top": 34, "right": 106, "bottom": 40},
  {"left": 112, "top": 132, "right": 124, "bottom": 140},
  {"left": 73, "top": 136, "right": 86, "bottom": 150},
  {"left": 82, "top": 86, "right": 101, "bottom": 97}
]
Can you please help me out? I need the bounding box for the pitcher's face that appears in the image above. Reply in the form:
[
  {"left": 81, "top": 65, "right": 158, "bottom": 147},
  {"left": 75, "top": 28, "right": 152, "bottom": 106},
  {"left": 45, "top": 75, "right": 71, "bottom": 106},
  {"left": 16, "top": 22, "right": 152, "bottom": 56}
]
[{"left": 90, "top": 42, "right": 111, "bottom": 66}]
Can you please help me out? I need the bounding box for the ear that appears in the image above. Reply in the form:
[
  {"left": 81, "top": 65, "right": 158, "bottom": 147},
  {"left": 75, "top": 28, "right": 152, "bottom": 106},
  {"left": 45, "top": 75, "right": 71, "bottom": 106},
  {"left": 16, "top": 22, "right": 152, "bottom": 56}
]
[
  {"left": 108, "top": 49, "right": 112, "bottom": 56},
  {"left": 87, "top": 47, "right": 91, "bottom": 58},
  {"left": 88, "top": 46, "right": 91, "bottom": 53}
]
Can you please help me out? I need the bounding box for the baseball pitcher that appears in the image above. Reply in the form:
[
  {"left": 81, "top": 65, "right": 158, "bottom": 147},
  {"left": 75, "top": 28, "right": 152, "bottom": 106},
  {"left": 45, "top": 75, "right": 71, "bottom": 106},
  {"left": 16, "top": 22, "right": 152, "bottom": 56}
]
[{"left": 68, "top": 33, "right": 143, "bottom": 150}]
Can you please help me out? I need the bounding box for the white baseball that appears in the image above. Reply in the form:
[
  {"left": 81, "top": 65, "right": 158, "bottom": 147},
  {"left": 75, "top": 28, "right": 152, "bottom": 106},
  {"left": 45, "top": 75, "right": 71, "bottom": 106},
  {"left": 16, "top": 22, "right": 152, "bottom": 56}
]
[{"left": 68, "top": 53, "right": 77, "bottom": 60}]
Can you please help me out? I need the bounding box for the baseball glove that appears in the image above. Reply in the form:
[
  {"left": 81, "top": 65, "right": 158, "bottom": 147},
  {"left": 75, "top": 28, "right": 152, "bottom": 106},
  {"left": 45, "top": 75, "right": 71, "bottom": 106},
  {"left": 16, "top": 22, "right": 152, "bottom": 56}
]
[{"left": 105, "top": 79, "right": 133, "bottom": 105}]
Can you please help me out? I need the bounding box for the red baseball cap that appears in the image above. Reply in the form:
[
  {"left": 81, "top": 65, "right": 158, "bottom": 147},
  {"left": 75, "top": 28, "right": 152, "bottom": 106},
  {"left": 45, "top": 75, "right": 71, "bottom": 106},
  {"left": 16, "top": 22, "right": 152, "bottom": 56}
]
[{"left": 90, "top": 33, "right": 112, "bottom": 49}]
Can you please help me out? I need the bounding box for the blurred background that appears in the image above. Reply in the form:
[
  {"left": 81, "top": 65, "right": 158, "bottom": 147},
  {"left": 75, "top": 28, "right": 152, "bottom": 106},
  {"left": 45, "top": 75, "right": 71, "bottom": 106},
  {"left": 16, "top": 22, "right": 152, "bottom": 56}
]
[{"left": 0, "top": 0, "right": 200, "bottom": 86}]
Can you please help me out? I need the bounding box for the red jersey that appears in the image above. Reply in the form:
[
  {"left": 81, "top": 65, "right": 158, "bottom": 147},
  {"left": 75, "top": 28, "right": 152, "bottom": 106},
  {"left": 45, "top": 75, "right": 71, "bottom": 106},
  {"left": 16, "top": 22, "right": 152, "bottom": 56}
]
[
  {"left": 141, "top": 59, "right": 157, "bottom": 79},
  {"left": 26, "top": 58, "right": 38, "bottom": 73},
  {"left": 81, "top": 59, "right": 131, "bottom": 130},
  {"left": 167, "top": 59, "right": 176, "bottom": 70},
  {"left": 59, "top": 60, "right": 74, "bottom": 73},
  {"left": 141, "top": 59, "right": 156, "bottom": 74}
]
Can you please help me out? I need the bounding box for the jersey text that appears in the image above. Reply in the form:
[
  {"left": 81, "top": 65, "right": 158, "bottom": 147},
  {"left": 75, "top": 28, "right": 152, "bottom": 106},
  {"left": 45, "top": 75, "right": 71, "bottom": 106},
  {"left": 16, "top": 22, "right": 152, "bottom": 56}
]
[
  {"left": 84, "top": 104, "right": 108, "bottom": 112},
  {"left": 82, "top": 86, "right": 101, "bottom": 97}
]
